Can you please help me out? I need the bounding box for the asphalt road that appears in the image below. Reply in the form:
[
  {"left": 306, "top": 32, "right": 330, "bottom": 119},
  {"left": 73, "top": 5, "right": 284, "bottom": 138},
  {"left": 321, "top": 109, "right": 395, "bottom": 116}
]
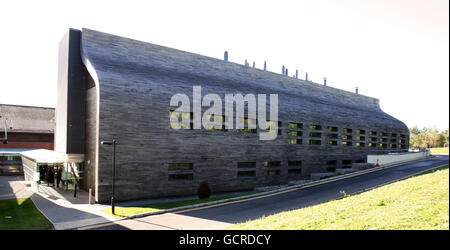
[{"left": 82, "top": 155, "right": 449, "bottom": 230}]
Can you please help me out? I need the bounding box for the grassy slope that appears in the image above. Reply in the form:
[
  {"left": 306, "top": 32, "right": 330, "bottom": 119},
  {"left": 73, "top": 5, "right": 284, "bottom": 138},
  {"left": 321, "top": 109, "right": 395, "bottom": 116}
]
[
  {"left": 0, "top": 198, "right": 53, "bottom": 230},
  {"left": 228, "top": 165, "right": 449, "bottom": 230},
  {"left": 102, "top": 193, "right": 253, "bottom": 219},
  {"left": 430, "top": 147, "right": 449, "bottom": 154}
]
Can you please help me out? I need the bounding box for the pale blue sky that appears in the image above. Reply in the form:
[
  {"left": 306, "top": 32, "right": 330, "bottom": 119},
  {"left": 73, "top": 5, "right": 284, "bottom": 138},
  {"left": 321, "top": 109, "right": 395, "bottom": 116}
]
[{"left": 0, "top": 0, "right": 448, "bottom": 130}]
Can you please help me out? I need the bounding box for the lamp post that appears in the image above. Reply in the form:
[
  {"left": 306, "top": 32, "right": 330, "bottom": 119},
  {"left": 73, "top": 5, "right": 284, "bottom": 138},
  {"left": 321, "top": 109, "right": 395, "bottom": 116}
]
[
  {"left": 0, "top": 116, "right": 13, "bottom": 144},
  {"left": 101, "top": 140, "right": 117, "bottom": 214}
]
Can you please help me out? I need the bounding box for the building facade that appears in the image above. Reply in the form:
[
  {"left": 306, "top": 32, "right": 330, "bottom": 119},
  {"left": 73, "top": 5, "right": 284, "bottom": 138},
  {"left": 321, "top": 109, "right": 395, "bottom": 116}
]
[
  {"left": 0, "top": 104, "right": 55, "bottom": 150},
  {"left": 55, "top": 28, "right": 409, "bottom": 203}
]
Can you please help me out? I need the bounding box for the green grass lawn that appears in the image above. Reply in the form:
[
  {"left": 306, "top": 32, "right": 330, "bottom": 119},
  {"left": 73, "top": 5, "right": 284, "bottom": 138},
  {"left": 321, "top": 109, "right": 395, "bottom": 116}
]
[
  {"left": 228, "top": 165, "right": 449, "bottom": 230},
  {"left": 0, "top": 198, "right": 53, "bottom": 230},
  {"left": 103, "top": 193, "right": 254, "bottom": 219},
  {"left": 429, "top": 147, "right": 449, "bottom": 154}
]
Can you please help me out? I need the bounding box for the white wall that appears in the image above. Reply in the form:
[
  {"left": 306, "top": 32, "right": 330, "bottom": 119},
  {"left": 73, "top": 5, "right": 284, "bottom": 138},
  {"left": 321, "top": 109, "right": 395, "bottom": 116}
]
[{"left": 367, "top": 152, "right": 430, "bottom": 166}]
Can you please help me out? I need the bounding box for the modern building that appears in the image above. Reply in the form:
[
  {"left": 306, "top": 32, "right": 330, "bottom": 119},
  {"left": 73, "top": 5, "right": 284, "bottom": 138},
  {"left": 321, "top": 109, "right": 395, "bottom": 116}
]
[{"left": 46, "top": 28, "right": 409, "bottom": 203}]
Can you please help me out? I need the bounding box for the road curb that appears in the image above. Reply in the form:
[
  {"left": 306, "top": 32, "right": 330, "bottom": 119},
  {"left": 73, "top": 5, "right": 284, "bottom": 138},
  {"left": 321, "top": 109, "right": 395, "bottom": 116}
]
[{"left": 115, "top": 156, "right": 437, "bottom": 221}]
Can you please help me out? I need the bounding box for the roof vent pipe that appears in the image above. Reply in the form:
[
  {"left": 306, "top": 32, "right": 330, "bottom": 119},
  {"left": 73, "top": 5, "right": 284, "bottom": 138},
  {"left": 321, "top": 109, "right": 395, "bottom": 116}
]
[
  {"left": 305, "top": 72, "right": 308, "bottom": 81},
  {"left": 264, "top": 61, "right": 267, "bottom": 71},
  {"left": 324, "top": 77, "right": 327, "bottom": 86},
  {"left": 224, "top": 51, "right": 228, "bottom": 62},
  {"left": 253, "top": 62, "right": 255, "bottom": 68},
  {"left": 282, "top": 65, "right": 285, "bottom": 74},
  {"left": 295, "top": 70, "right": 298, "bottom": 79},
  {"left": 285, "top": 68, "right": 288, "bottom": 76},
  {"left": 245, "top": 59, "right": 249, "bottom": 67},
  {"left": 355, "top": 87, "right": 359, "bottom": 94}
]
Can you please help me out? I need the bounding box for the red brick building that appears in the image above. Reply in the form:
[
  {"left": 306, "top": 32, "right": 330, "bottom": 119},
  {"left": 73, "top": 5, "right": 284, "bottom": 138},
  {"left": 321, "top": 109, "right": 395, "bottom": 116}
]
[{"left": 0, "top": 104, "right": 55, "bottom": 150}]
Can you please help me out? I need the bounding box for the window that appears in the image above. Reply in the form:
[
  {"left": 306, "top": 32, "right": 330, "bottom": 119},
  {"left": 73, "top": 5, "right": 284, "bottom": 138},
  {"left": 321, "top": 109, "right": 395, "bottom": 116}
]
[
  {"left": 264, "top": 161, "right": 281, "bottom": 167},
  {"left": 309, "top": 124, "right": 322, "bottom": 130},
  {"left": 288, "top": 169, "right": 302, "bottom": 175},
  {"left": 327, "top": 126, "right": 338, "bottom": 132},
  {"left": 238, "top": 170, "right": 256, "bottom": 178},
  {"left": 356, "top": 142, "right": 365, "bottom": 147},
  {"left": 327, "top": 134, "right": 338, "bottom": 139},
  {"left": 327, "top": 160, "right": 337, "bottom": 165},
  {"left": 169, "top": 110, "right": 193, "bottom": 130},
  {"left": 342, "top": 141, "right": 352, "bottom": 146},
  {"left": 309, "top": 140, "right": 321, "bottom": 145},
  {"left": 205, "top": 114, "right": 227, "bottom": 131},
  {"left": 369, "top": 131, "right": 377, "bottom": 136},
  {"left": 390, "top": 144, "right": 397, "bottom": 149},
  {"left": 369, "top": 143, "right": 377, "bottom": 148},
  {"left": 309, "top": 132, "right": 322, "bottom": 138},
  {"left": 342, "top": 135, "right": 352, "bottom": 140},
  {"left": 265, "top": 170, "right": 281, "bottom": 176},
  {"left": 356, "top": 129, "right": 366, "bottom": 134},
  {"left": 238, "top": 117, "right": 257, "bottom": 133},
  {"left": 343, "top": 128, "right": 352, "bottom": 134},
  {"left": 289, "top": 122, "right": 303, "bottom": 129},
  {"left": 370, "top": 137, "right": 377, "bottom": 142},
  {"left": 356, "top": 136, "right": 365, "bottom": 141},
  {"left": 237, "top": 162, "right": 256, "bottom": 168},
  {"left": 288, "top": 139, "right": 302, "bottom": 144},
  {"left": 391, "top": 133, "right": 397, "bottom": 137},
  {"left": 168, "top": 173, "right": 193, "bottom": 181},
  {"left": 342, "top": 160, "right": 352, "bottom": 168},
  {"left": 168, "top": 163, "right": 193, "bottom": 170},
  {"left": 327, "top": 140, "right": 338, "bottom": 146},
  {"left": 288, "top": 131, "right": 302, "bottom": 137},
  {"left": 288, "top": 161, "right": 302, "bottom": 167},
  {"left": 380, "top": 132, "right": 388, "bottom": 137},
  {"left": 326, "top": 167, "right": 336, "bottom": 172},
  {"left": 264, "top": 120, "right": 280, "bottom": 135},
  {"left": 168, "top": 163, "right": 194, "bottom": 181},
  {"left": 380, "top": 144, "right": 388, "bottom": 149}
]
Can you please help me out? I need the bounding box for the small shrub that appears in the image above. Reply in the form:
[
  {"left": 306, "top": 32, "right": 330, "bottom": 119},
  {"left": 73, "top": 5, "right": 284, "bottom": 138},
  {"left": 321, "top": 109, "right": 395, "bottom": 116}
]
[{"left": 198, "top": 181, "right": 212, "bottom": 199}]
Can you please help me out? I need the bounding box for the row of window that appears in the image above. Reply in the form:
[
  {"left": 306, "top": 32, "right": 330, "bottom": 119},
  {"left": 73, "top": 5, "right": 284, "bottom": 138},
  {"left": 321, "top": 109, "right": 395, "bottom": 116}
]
[
  {"left": 169, "top": 110, "right": 408, "bottom": 149},
  {"left": 167, "top": 159, "right": 365, "bottom": 181}
]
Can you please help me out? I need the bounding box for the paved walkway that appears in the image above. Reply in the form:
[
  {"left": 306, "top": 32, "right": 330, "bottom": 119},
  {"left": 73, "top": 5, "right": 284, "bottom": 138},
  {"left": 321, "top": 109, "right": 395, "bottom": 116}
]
[
  {"left": 0, "top": 175, "right": 33, "bottom": 200},
  {"left": 28, "top": 185, "right": 116, "bottom": 230}
]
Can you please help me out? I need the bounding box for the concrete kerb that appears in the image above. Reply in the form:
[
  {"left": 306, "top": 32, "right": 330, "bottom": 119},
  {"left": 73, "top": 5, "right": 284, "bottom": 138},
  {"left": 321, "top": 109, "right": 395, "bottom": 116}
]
[{"left": 118, "top": 156, "right": 436, "bottom": 221}]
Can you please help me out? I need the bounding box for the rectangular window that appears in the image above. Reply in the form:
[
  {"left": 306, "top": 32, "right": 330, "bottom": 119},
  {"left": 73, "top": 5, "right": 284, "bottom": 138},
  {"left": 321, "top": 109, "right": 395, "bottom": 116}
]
[
  {"left": 390, "top": 144, "right": 397, "bottom": 149},
  {"left": 238, "top": 117, "right": 257, "bottom": 133},
  {"left": 237, "top": 162, "right": 256, "bottom": 168},
  {"left": 342, "top": 141, "right": 352, "bottom": 146},
  {"left": 264, "top": 161, "right": 281, "bottom": 167},
  {"left": 327, "top": 160, "right": 337, "bottom": 165},
  {"left": 326, "top": 167, "right": 336, "bottom": 172},
  {"left": 309, "top": 124, "right": 322, "bottom": 130},
  {"left": 400, "top": 134, "right": 407, "bottom": 139},
  {"left": 168, "top": 163, "right": 193, "bottom": 170},
  {"left": 288, "top": 169, "right": 302, "bottom": 175},
  {"left": 342, "top": 160, "right": 352, "bottom": 165},
  {"left": 327, "top": 140, "right": 338, "bottom": 146},
  {"left": 342, "top": 135, "right": 352, "bottom": 140},
  {"left": 288, "top": 139, "right": 302, "bottom": 144},
  {"left": 309, "top": 132, "right": 322, "bottom": 138},
  {"left": 237, "top": 170, "right": 256, "bottom": 178},
  {"left": 309, "top": 140, "right": 321, "bottom": 145},
  {"left": 289, "top": 122, "right": 303, "bottom": 129},
  {"left": 356, "top": 142, "right": 365, "bottom": 147},
  {"left": 370, "top": 137, "right": 377, "bottom": 142},
  {"left": 343, "top": 128, "right": 352, "bottom": 134},
  {"left": 288, "top": 161, "right": 302, "bottom": 167},
  {"left": 391, "top": 133, "right": 397, "bottom": 137},
  {"left": 356, "top": 136, "right": 365, "bottom": 141},
  {"left": 369, "top": 143, "right": 377, "bottom": 148},
  {"left": 369, "top": 131, "right": 377, "bottom": 136},
  {"left": 356, "top": 129, "right": 366, "bottom": 134},
  {"left": 265, "top": 170, "right": 281, "bottom": 176},
  {"left": 168, "top": 173, "right": 193, "bottom": 181},
  {"left": 327, "top": 134, "right": 338, "bottom": 139},
  {"left": 169, "top": 110, "right": 193, "bottom": 130},
  {"left": 288, "top": 131, "right": 303, "bottom": 137},
  {"left": 380, "top": 144, "right": 388, "bottom": 148},
  {"left": 380, "top": 132, "right": 387, "bottom": 137},
  {"left": 327, "top": 126, "right": 338, "bottom": 132}
]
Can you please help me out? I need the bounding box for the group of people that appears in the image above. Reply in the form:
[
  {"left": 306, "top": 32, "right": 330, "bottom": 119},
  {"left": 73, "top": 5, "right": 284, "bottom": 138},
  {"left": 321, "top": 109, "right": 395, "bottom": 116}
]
[{"left": 39, "top": 166, "right": 63, "bottom": 188}]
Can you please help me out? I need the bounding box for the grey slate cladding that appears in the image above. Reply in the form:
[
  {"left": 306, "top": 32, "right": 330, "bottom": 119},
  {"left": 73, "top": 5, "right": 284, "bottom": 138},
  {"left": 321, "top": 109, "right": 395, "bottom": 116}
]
[{"left": 74, "top": 28, "right": 409, "bottom": 203}]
